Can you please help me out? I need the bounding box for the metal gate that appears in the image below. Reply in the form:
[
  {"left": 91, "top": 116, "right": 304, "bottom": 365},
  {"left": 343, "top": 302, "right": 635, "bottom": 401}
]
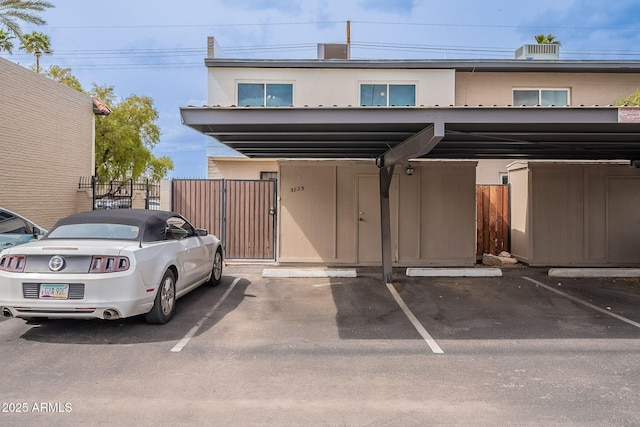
[
  {"left": 476, "top": 184, "right": 510, "bottom": 256},
  {"left": 171, "top": 179, "right": 277, "bottom": 260},
  {"left": 80, "top": 176, "right": 161, "bottom": 210}
]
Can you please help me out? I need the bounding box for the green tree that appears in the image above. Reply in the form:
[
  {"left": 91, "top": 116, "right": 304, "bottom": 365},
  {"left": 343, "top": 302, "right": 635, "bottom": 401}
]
[
  {"left": 91, "top": 84, "right": 173, "bottom": 181},
  {"left": 0, "top": 28, "right": 14, "bottom": 52},
  {"left": 0, "top": 0, "right": 53, "bottom": 37},
  {"left": 42, "top": 65, "right": 83, "bottom": 91},
  {"left": 19, "top": 30, "right": 51, "bottom": 72},
  {"left": 145, "top": 156, "right": 175, "bottom": 182},
  {"left": 614, "top": 88, "right": 640, "bottom": 106},
  {"left": 534, "top": 34, "right": 561, "bottom": 46}
]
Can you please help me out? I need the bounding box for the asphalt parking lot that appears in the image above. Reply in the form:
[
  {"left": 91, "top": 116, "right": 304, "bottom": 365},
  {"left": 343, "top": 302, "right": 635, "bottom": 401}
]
[{"left": 1, "top": 264, "right": 640, "bottom": 426}]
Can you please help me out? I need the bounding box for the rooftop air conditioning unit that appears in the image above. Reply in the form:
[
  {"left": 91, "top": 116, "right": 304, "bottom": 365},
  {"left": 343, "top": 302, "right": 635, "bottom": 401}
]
[
  {"left": 515, "top": 44, "right": 560, "bottom": 60},
  {"left": 317, "top": 43, "right": 350, "bottom": 60}
]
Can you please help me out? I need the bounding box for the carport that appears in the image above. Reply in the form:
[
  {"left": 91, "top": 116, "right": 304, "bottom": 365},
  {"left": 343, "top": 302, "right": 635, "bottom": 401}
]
[{"left": 180, "top": 105, "right": 640, "bottom": 282}]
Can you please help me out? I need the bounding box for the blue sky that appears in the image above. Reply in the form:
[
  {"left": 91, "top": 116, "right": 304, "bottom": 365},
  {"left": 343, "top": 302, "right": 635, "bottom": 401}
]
[{"left": 4, "top": 0, "right": 640, "bottom": 178}]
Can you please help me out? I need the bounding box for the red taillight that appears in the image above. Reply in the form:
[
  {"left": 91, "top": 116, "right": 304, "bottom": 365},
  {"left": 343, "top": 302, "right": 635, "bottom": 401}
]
[
  {"left": 89, "top": 256, "right": 130, "bottom": 273},
  {"left": 0, "top": 255, "right": 27, "bottom": 272}
]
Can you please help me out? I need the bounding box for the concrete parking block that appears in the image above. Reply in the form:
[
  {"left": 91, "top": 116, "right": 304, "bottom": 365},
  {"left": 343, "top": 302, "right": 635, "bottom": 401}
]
[
  {"left": 262, "top": 268, "right": 357, "bottom": 278},
  {"left": 549, "top": 268, "right": 640, "bottom": 278},
  {"left": 406, "top": 268, "right": 502, "bottom": 277}
]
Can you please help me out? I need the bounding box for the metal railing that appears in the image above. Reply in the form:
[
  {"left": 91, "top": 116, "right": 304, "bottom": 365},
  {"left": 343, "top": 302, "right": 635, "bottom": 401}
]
[{"left": 79, "top": 177, "right": 161, "bottom": 210}]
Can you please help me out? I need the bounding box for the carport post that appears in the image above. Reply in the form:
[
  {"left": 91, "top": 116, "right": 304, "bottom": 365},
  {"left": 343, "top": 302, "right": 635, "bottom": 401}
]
[{"left": 380, "top": 165, "right": 395, "bottom": 283}]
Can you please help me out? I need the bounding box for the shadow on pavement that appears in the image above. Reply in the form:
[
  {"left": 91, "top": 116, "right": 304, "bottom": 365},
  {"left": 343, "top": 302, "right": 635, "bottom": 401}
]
[{"left": 18, "top": 275, "right": 251, "bottom": 345}]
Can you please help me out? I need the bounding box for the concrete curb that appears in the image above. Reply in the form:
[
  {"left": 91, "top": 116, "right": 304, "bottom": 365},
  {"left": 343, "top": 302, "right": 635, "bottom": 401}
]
[
  {"left": 548, "top": 268, "right": 640, "bottom": 278},
  {"left": 406, "top": 268, "right": 503, "bottom": 277},
  {"left": 262, "top": 268, "right": 358, "bottom": 278}
]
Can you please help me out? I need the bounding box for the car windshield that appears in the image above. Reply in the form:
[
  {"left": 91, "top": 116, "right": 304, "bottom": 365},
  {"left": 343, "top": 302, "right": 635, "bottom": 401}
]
[{"left": 47, "top": 223, "right": 140, "bottom": 240}]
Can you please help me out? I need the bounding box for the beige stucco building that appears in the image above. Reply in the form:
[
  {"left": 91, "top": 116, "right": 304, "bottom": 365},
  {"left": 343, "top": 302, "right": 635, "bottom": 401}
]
[
  {"left": 182, "top": 42, "right": 640, "bottom": 270},
  {"left": 277, "top": 160, "right": 476, "bottom": 266},
  {"left": 0, "top": 57, "right": 98, "bottom": 229}
]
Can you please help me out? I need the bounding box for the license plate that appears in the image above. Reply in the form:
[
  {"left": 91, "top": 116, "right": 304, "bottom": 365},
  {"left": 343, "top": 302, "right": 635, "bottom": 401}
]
[{"left": 39, "top": 284, "right": 69, "bottom": 299}]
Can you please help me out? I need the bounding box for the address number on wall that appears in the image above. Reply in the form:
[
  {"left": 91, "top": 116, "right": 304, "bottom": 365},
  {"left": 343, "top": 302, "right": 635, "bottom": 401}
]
[{"left": 290, "top": 186, "right": 304, "bottom": 193}]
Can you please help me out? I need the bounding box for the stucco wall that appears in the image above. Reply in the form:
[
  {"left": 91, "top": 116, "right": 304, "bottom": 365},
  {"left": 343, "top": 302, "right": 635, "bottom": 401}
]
[
  {"left": 277, "top": 160, "right": 476, "bottom": 266},
  {"left": 476, "top": 159, "right": 511, "bottom": 184},
  {"left": 0, "top": 58, "right": 95, "bottom": 228},
  {"left": 507, "top": 163, "right": 531, "bottom": 261},
  {"left": 508, "top": 161, "right": 640, "bottom": 266},
  {"left": 456, "top": 72, "right": 640, "bottom": 106},
  {"left": 208, "top": 68, "right": 456, "bottom": 107},
  {"left": 208, "top": 158, "right": 278, "bottom": 179}
]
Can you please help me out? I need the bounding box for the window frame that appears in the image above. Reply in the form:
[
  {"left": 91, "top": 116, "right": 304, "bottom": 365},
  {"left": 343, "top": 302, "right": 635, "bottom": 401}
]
[
  {"left": 260, "top": 171, "right": 278, "bottom": 181},
  {"left": 237, "top": 82, "right": 294, "bottom": 107},
  {"left": 359, "top": 82, "right": 417, "bottom": 107},
  {"left": 498, "top": 172, "right": 509, "bottom": 185},
  {"left": 512, "top": 88, "right": 570, "bottom": 106}
]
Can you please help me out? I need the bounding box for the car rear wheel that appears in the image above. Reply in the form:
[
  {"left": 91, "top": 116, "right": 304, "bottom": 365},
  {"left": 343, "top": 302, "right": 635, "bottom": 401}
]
[
  {"left": 207, "top": 248, "right": 223, "bottom": 286},
  {"left": 145, "top": 270, "right": 176, "bottom": 324}
]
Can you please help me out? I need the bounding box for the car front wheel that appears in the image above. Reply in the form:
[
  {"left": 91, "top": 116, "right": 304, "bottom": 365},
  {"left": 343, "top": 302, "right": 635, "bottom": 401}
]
[
  {"left": 207, "top": 247, "right": 223, "bottom": 286},
  {"left": 145, "top": 270, "right": 176, "bottom": 324}
]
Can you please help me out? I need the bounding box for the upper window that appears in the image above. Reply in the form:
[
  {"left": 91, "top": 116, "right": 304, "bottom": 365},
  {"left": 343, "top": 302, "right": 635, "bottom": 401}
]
[
  {"left": 513, "top": 89, "right": 569, "bottom": 106},
  {"left": 360, "top": 84, "right": 416, "bottom": 106},
  {"left": 238, "top": 83, "right": 293, "bottom": 107},
  {"left": 260, "top": 171, "right": 278, "bottom": 181},
  {"left": 499, "top": 173, "right": 509, "bottom": 185}
]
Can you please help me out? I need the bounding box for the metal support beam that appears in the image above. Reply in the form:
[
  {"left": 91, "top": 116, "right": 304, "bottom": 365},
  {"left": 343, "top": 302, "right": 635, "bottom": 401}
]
[
  {"left": 377, "top": 121, "right": 444, "bottom": 283},
  {"left": 379, "top": 165, "right": 395, "bottom": 283},
  {"left": 376, "top": 121, "right": 445, "bottom": 168}
]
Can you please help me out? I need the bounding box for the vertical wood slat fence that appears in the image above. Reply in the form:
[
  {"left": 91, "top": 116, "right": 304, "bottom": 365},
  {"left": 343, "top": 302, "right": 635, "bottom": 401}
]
[
  {"left": 476, "top": 184, "right": 510, "bottom": 257},
  {"left": 171, "top": 179, "right": 276, "bottom": 260},
  {"left": 224, "top": 180, "right": 276, "bottom": 259}
]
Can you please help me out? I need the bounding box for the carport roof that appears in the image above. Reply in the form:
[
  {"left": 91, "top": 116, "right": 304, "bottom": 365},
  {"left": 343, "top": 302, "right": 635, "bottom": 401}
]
[{"left": 180, "top": 106, "right": 640, "bottom": 163}]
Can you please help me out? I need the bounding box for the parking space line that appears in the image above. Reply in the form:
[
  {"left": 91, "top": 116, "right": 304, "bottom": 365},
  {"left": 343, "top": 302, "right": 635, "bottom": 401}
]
[
  {"left": 171, "top": 277, "right": 241, "bottom": 352},
  {"left": 523, "top": 276, "right": 640, "bottom": 329},
  {"left": 386, "top": 283, "right": 444, "bottom": 354}
]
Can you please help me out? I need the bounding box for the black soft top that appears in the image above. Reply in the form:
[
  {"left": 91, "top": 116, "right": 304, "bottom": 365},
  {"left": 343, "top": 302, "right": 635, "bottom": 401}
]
[{"left": 47, "top": 209, "right": 181, "bottom": 242}]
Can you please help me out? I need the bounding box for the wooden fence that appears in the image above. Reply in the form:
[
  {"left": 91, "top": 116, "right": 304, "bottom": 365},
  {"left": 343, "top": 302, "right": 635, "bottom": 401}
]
[
  {"left": 476, "top": 185, "right": 510, "bottom": 257},
  {"left": 171, "top": 179, "right": 276, "bottom": 260}
]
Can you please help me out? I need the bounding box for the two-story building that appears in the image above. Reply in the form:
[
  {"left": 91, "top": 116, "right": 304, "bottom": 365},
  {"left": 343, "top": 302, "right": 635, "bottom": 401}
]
[{"left": 180, "top": 40, "right": 640, "bottom": 277}]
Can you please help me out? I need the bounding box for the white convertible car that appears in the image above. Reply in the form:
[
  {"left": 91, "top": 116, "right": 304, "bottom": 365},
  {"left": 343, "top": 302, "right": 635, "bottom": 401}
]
[{"left": 0, "top": 209, "right": 223, "bottom": 324}]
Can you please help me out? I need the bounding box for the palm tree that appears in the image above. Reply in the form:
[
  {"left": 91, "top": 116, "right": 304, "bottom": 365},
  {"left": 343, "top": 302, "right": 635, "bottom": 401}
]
[
  {"left": 0, "top": 0, "right": 53, "bottom": 37},
  {"left": 534, "top": 34, "right": 561, "bottom": 46},
  {"left": 0, "top": 28, "right": 14, "bottom": 53},
  {"left": 19, "top": 30, "right": 51, "bottom": 72}
]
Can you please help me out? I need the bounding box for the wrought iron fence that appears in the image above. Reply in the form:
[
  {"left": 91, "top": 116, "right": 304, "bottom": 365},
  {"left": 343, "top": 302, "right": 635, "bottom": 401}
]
[{"left": 79, "top": 177, "right": 161, "bottom": 210}]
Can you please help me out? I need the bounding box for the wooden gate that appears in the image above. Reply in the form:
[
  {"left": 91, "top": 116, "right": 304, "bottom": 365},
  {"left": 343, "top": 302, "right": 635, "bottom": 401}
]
[
  {"left": 172, "top": 179, "right": 276, "bottom": 260},
  {"left": 476, "top": 185, "right": 510, "bottom": 257}
]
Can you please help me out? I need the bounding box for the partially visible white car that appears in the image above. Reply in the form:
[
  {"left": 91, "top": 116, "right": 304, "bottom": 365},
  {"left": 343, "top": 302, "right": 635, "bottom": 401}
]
[
  {"left": 0, "top": 209, "right": 223, "bottom": 324},
  {"left": 0, "top": 208, "right": 46, "bottom": 251}
]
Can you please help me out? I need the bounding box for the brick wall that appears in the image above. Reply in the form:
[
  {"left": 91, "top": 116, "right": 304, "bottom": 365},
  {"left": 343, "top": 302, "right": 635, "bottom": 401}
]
[{"left": 0, "top": 57, "right": 95, "bottom": 229}]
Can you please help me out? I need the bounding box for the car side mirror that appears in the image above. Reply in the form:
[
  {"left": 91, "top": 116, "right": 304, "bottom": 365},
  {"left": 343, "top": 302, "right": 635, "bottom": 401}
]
[
  {"left": 196, "top": 228, "right": 208, "bottom": 237},
  {"left": 32, "top": 227, "right": 42, "bottom": 237}
]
